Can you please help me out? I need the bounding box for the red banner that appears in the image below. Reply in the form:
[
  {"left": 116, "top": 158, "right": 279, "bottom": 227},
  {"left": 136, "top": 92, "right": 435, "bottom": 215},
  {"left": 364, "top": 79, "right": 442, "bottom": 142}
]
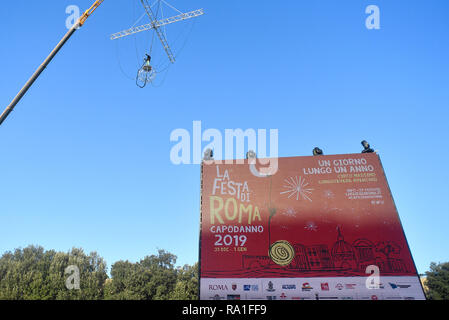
[{"left": 199, "top": 153, "right": 425, "bottom": 300}]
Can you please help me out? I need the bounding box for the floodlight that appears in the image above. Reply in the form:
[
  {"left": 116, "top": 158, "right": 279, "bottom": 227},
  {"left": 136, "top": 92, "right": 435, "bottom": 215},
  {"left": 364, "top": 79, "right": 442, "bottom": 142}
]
[
  {"left": 313, "top": 147, "right": 323, "bottom": 156},
  {"left": 361, "top": 140, "right": 375, "bottom": 153}
]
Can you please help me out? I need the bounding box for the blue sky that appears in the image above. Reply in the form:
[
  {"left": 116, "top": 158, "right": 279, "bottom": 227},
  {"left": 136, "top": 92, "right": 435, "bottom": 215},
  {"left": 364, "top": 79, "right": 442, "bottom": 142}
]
[{"left": 0, "top": 0, "right": 448, "bottom": 275}]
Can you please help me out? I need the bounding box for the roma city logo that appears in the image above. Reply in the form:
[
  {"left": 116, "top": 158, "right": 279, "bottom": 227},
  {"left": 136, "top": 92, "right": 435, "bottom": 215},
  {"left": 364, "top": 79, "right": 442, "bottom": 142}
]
[{"left": 266, "top": 281, "right": 275, "bottom": 292}]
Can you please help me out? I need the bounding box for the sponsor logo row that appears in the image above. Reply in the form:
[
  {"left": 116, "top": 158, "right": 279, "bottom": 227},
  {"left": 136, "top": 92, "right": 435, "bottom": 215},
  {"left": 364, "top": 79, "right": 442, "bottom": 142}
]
[
  {"left": 208, "top": 293, "right": 417, "bottom": 301},
  {"left": 208, "top": 281, "right": 412, "bottom": 293}
]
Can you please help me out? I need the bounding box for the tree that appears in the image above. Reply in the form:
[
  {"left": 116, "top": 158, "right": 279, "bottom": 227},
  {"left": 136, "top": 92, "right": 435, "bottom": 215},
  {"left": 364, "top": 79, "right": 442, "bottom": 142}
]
[
  {"left": 0, "top": 246, "right": 199, "bottom": 300},
  {"left": 105, "top": 249, "right": 179, "bottom": 300},
  {"left": 169, "top": 263, "right": 199, "bottom": 300},
  {"left": 0, "top": 245, "right": 107, "bottom": 300},
  {"left": 425, "top": 262, "right": 449, "bottom": 300}
]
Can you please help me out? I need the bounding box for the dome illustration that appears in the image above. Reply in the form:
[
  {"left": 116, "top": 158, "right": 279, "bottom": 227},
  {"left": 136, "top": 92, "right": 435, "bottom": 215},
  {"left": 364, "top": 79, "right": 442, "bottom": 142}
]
[{"left": 331, "top": 227, "right": 358, "bottom": 270}]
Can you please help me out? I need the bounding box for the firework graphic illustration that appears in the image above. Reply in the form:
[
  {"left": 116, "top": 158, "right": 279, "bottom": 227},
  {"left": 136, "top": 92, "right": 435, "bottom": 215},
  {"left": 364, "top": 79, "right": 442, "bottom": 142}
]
[
  {"left": 282, "top": 207, "right": 297, "bottom": 217},
  {"left": 323, "top": 189, "right": 335, "bottom": 199},
  {"left": 304, "top": 221, "right": 318, "bottom": 231},
  {"left": 280, "top": 176, "right": 313, "bottom": 201}
]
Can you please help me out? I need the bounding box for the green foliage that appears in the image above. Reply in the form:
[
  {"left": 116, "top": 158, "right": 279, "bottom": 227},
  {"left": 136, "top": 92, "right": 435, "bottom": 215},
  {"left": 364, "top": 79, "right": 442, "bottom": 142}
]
[
  {"left": 0, "top": 245, "right": 199, "bottom": 300},
  {"left": 169, "top": 263, "right": 199, "bottom": 300},
  {"left": 104, "top": 250, "right": 186, "bottom": 300},
  {"left": 0, "top": 246, "right": 107, "bottom": 300},
  {"left": 425, "top": 262, "right": 449, "bottom": 300}
]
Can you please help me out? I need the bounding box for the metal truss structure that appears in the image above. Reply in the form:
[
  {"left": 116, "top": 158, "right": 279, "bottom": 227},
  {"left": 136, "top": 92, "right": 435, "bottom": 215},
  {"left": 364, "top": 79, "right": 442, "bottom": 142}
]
[{"left": 110, "top": 0, "right": 204, "bottom": 64}]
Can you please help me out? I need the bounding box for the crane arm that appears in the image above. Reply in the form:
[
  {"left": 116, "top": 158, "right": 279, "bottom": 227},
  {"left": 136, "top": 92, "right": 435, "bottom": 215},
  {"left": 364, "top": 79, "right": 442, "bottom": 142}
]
[
  {"left": 0, "top": 0, "right": 104, "bottom": 127},
  {"left": 79, "top": 0, "right": 105, "bottom": 26}
]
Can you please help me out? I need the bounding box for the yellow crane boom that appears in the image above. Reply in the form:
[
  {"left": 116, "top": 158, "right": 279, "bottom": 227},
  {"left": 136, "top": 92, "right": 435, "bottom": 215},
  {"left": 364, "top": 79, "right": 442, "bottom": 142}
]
[
  {"left": 79, "top": 0, "right": 104, "bottom": 26},
  {"left": 0, "top": 0, "right": 105, "bottom": 126}
]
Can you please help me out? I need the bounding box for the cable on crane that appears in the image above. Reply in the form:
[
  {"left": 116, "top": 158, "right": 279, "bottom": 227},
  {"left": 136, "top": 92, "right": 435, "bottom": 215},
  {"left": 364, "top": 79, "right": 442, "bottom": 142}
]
[{"left": 111, "top": 0, "right": 204, "bottom": 88}]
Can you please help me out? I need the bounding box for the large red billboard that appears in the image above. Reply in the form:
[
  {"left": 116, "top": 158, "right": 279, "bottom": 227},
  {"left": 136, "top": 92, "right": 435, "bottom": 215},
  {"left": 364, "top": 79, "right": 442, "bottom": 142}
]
[{"left": 199, "top": 153, "right": 425, "bottom": 300}]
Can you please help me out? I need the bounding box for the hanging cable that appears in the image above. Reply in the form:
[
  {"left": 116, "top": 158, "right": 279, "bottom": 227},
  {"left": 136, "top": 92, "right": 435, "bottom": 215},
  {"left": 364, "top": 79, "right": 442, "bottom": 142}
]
[
  {"left": 161, "top": 0, "right": 183, "bottom": 14},
  {"left": 112, "top": 0, "right": 203, "bottom": 89},
  {"left": 115, "top": 40, "right": 136, "bottom": 81}
]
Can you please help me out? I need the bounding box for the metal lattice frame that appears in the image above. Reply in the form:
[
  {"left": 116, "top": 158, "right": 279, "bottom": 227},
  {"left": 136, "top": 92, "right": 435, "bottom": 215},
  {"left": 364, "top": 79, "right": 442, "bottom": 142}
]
[
  {"left": 110, "top": 9, "right": 204, "bottom": 41},
  {"left": 140, "top": 0, "right": 175, "bottom": 63},
  {"left": 110, "top": 0, "right": 204, "bottom": 65}
]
